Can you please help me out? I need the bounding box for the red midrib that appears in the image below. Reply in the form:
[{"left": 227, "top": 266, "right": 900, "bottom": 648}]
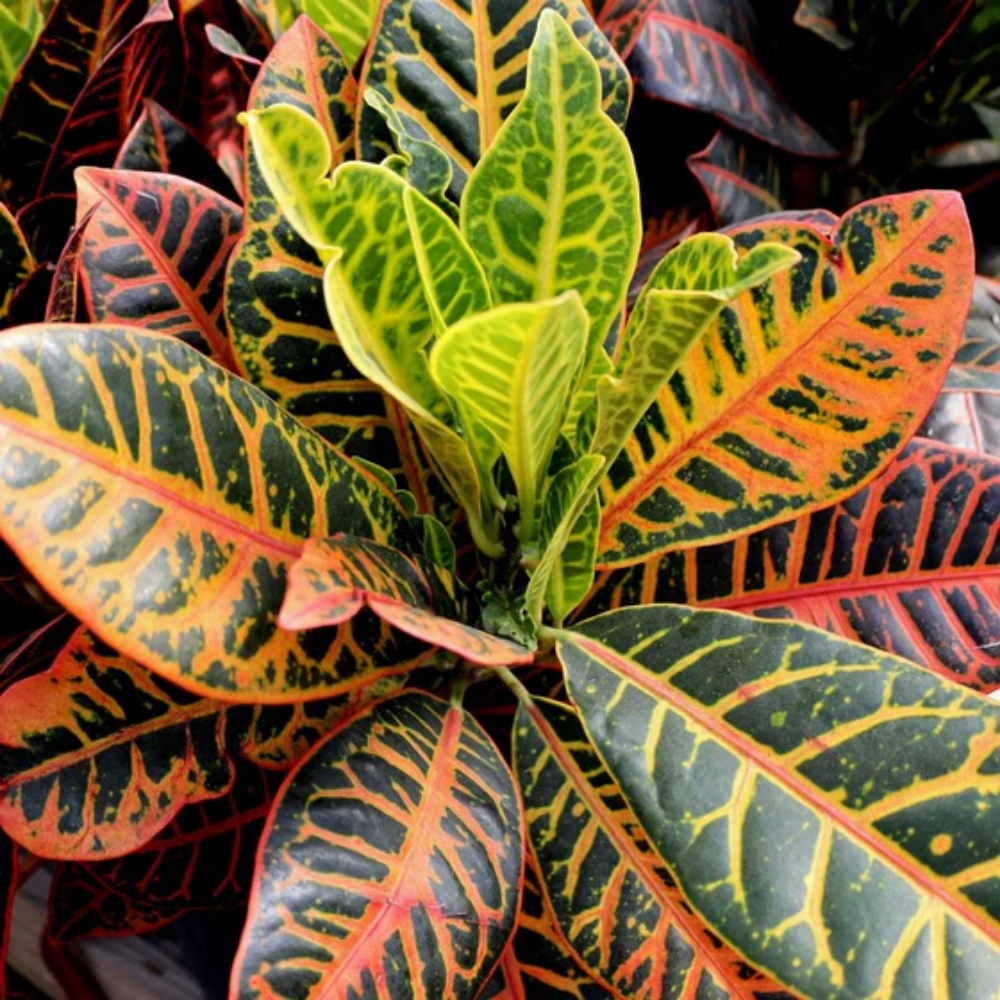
[{"left": 571, "top": 634, "right": 1000, "bottom": 947}]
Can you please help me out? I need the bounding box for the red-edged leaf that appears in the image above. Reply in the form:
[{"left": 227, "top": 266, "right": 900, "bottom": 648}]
[
  {"left": 2, "top": 0, "right": 179, "bottom": 205},
  {"left": 688, "top": 127, "right": 787, "bottom": 227},
  {"left": 76, "top": 169, "right": 242, "bottom": 369},
  {"left": 589, "top": 0, "right": 658, "bottom": 58},
  {"left": 0, "top": 627, "right": 393, "bottom": 860},
  {"left": 233, "top": 690, "right": 524, "bottom": 1000},
  {"left": 281, "top": 536, "right": 535, "bottom": 666},
  {"left": 629, "top": 205, "right": 706, "bottom": 302},
  {"left": 586, "top": 439, "right": 1000, "bottom": 691},
  {"left": 45, "top": 761, "right": 282, "bottom": 941},
  {"left": 14, "top": 194, "right": 76, "bottom": 266},
  {"left": 630, "top": 0, "right": 836, "bottom": 155},
  {"left": 115, "top": 99, "right": 240, "bottom": 202},
  {"left": 0, "top": 0, "right": 149, "bottom": 208},
  {"left": 44, "top": 208, "right": 94, "bottom": 324}
]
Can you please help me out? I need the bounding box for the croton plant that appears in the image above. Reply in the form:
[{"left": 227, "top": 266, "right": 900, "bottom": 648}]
[{"left": 0, "top": 0, "right": 998, "bottom": 998}]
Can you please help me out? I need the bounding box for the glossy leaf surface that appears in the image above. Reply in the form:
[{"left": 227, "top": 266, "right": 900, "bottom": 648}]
[
  {"left": 0, "top": 324, "right": 421, "bottom": 703},
  {"left": 586, "top": 439, "right": 1000, "bottom": 692},
  {"left": 234, "top": 691, "right": 524, "bottom": 999},
  {"left": 630, "top": 0, "right": 835, "bottom": 155},
  {"left": 0, "top": 628, "right": 381, "bottom": 859},
  {"left": 302, "top": 0, "right": 379, "bottom": 67},
  {"left": 357, "top": 0, "right": 631, "bottom": 195},
  {"left": 0, "top": 0, "right": 149, "bottom": 207},
  {"left": 599, "top": 192, "right": 975, "bottom": 565},
  {"left": 516, "top": 696, "right": 793, "bottom": 998},
  {"left": 47, "top": 762, "right": 282, "bottom": 940},
  {"left": 76, "top": 169, "right": 242, "bottom": 369},
  {"left": 280, "top": 535, "right": 534, "bottom": 665},
  {"left": 462, "top": 10, "right": 640, "bottom": 358},
  {"left": 688, "top": 128, "right": 787, "bottom": 228},
  {"left": 562, "top": 606, "right": 1000, "bottom": 998}
]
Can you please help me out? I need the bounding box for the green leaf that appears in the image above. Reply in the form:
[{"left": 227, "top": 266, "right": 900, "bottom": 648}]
[
  {"left": 0, "top": 2, "right": 37, "bottom": 109},
  {"left": 561, "top": 606, "right": 1000, "bottom": 998},
  {"left": 461, "top": 9, "right": 640, "bottom": 364},
  {"left": 431, "top": 292, "right": 589, "bottom": 537},
  {"left": 362, "top": 89, "right": 456, "bottom": 219},
  {"left": 357, "top": 0, "right": 631, "bottom": 196},
  {"left": 525, "top": 454, "right": 603, "bottom": 622},
  {"left": 403, "top": 186, "right": 492, "bottom": 334},
  {"left": 302, "top": 0, "right": 379, "bottom": 67},
  {"left": 590, "top": 234, "right": 800, "bottom": 466},
  {"left": 545, "top": 493, "right": 601, "bottom": 625}
]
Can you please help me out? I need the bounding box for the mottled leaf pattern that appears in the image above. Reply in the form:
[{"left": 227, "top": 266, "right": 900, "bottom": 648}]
[
  {"left": 586, "top": 439, "right": 1000, "bottom": 692},
  {"left": 357, "top": 0, "right": 632, "bottom": 195},
  {"left": 631, "top": 0, "right": 835, "bottom": 155},
  {"left": 76, "top": 168, "right": 242, "bottom": 369},
  {"left": 462, "top": 10, "right": 640, "bottom": 359},
  {"left": 302, "top": 0, "right": 379, "bottom": 67},
  {"left": 0, "top": 628, "right": 386, "bottom": 859},
  {"left": 234, "top": 691, "right": 524, "bottom": 999},
  {"left": 0, "top": 324, "right": 423, "bottom": 702},
  {"left": 280, "top": 535, "right": 534, "bottom": 665},
  {"left": 516, "top": 696, "right": 794, "bottom": 998},
  {"left": 600, "top": 192, "right": 975, "bottom": 565},
  {"left": 562, "top": 606, "right": 1000, "bottom": 998},
  {"left": 588, "top": 0, "right": 657, "bottom": 58}
]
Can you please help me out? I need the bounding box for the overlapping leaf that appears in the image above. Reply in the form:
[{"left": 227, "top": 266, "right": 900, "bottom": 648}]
[
  {"left": 688, "top": 128, "right": 787, "bottom": 228},
  {"left": 516, "top": 696, "right": 794, "bottom": 998},
  {"left": 0, "top": 0, "right": 149, "bottom": 207},
  {"left": 2, "top": 0, "right": 178, "bottom": 205},
  {"left": 0, "top": 324, "right": 424, "bottom": 702},
  {"left": 76, "top": 169, "right": 242, "bottom": 369},
  {"left": 940, "top": 282, "right": 1000, "bottom": 394},
  {"left": 599, "top": 191, "right": 975, "bottom": 565},
  {"left": 588, "top": 0, "right": 657, "bottom": 58},
  {"left": 630, "top": 0, "right": 835, "bottom": 155},
  {"left": 115, "top": 100, "right": 240, "bottom": 202},
  {"left": 357, "top": 0, "right": 632, "bottom": 196},
  {"left": 226, "top": 20, "right": 445, "bottom": 511},
  {"left": 280, "top": 535, "right": 534, "bottom": 665},
  {"left": 586, "top": 439, "right": 1000, "bottom": 692},
  {"left": 234, "top": 691, "right": 524, "bottom": 1000},
  {"left": 302, "top": 0, "right": 379, "bottom": 67},
  {"left": 462, "top": 10, "right": 640, "bottom": 359},
  {"left": 0, "top": 628, "right": 391, "bottom": 859},
  {"left": 562, "top": 606, "right": 1000, "bottom": 998},
  {"left": 46, "top": 761, "right": 283, "bottom": 941}
]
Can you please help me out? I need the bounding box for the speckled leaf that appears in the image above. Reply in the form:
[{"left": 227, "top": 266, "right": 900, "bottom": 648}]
[
  {"left": 516, "top": 696, "right": 795, "bottom": 998},
  {"left": 0, "top": 324, "right": 424, "bottom": 703},
  {"left": 76, "top": 168, "right": 242, "bottom": 369},
  {"left": 599, "top": 192, "right": 975, "bottom": 566},
  {"left": 0, "top": 628, "right": 389, "bottom": 860},
  {"left": 233, "top": 691, "right": 524, "bottom": 1000},
  {"left": 563, "top": 605, "right": 1000, "bottom": 998},
  {"left": 357, "top": 0, "right": 632, "bottom": 197},
  {"left": 461, "top": 10, "right": 640, "bottom": 362}
]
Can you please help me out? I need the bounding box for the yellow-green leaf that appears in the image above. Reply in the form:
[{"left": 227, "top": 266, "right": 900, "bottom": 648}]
[
  {"left": 403, "top": 186, "right": 492, "bottom": 335},
  {"left": 562, "top": 606, "right": 1000, "bottom": 998},
  {"left": 302, "top": 0, "right": 378, "bottom": 67},
  {"left": 430, "top": 292, "right": 589, "bottom": 537},
  {"left": 461, "top": 10, "right": 640, "bottom": 363}
]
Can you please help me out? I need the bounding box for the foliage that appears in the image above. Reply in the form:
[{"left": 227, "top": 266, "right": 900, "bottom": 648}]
[{"left": 0, "top": 1, "right": 995, "bottom": 998}]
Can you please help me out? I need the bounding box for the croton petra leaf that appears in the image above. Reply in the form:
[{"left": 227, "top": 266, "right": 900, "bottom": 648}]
[
  {"left": 630, "top": 0, "right": 836, "bottom": 156},
  {"left": 0, "top": 627, "right": 389, "bottom": 859},
  {"left": 0, "top": 324, "right": 426, "bottom": 702},
  {"left": 302, "top": 0, "right": 379, "bottom": 68},
  {"left": 588, "top": 0, "right": 658, "bottom": 58},
  {"left": 280, "top": 535, "right": 534, "bottom": 665},
  {"left": 75, "top": 168, "right": 243, "bottom": 369},
  {"left": 516, "top": 696, "right": 793, "bottom": 998},
  {"left": 561, "top": 606, "right": 1000, "bottom": 998},
  {"left": 584, "top": 438, "right": 1000, "bottom": 693},
  {"left": 357, "top": 0, "right": 632, "bottom": 196},
  {"left": 599, "top": 191, "right": 975, "bottom": 565},
  {"left": 46, "top": 761, "right": 283, "bottom": 941},
  {"left": 234, "top": 690, "right": 524, "bottom": 999},
  {"left": 0, "top": 203, "right": 33, "bottom": 327}
]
